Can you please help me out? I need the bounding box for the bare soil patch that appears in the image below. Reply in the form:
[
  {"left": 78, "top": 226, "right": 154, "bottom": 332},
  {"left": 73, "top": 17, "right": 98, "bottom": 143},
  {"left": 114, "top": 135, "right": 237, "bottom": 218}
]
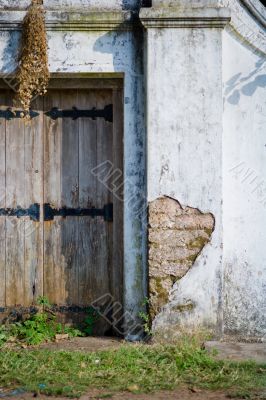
[
  {"left": 4, "top": 388, "right": 254, "bottom": 400},
  {"left": 36, "top": 336, "right": 123, "bottom": 353}
]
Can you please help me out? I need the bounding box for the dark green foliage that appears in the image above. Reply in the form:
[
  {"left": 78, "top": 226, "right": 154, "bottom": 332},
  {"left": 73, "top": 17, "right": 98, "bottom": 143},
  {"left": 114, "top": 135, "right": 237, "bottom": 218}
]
[
  {"left": 0, "top": 297, "right": 83, "bottom": 347},
  {"left": 83, "top": 307, "right": 99, "bottom": 336}
]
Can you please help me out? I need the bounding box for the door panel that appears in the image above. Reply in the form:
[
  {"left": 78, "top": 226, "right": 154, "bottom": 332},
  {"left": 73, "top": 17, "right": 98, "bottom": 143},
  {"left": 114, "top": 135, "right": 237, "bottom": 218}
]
[
  {"left": 0, "top": 85, "right": 123, "bottom": 335},
  {"left": 42, "top": 88, "right": 122, "bottom": 333},
  {"left": 43, "top": 89, "right": 81, "bottom": 310}
]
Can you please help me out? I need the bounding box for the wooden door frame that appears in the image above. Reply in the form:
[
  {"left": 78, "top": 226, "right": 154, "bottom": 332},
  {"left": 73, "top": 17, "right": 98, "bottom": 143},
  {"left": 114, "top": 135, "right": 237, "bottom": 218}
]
[
  {"left": 0, "top": 77, "right": 125, "bottom": 336},
  {"left": 0, "top": 75, "right": 124, "bottom": 90}
]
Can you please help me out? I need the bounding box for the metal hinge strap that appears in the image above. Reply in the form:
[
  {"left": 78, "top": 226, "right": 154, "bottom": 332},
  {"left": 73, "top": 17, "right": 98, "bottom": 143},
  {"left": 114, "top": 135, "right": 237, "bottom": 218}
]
[
  {"left": 45, "top": 104, "right": 113, "bottom": 122},
  {"left": 0, "top": 109, "right": 39, "bottom": 120},
  {"left": 0, "top": 203, "right": 113, "bottom": 222},
  {"left": 44, "top": 203, "right": 113, "bottom": 222},
  {"left": 0, "top": 105, "right": 113, "bottom": 122},
  {"left": 0, "top": 204, "right": 40, "bottom": 222}
]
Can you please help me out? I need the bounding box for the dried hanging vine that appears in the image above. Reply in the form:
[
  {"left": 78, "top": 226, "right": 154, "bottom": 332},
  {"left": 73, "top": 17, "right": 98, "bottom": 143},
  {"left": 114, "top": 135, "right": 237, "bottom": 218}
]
[{"left": 15, "top": 0, "right": 49, "bottom": 118}]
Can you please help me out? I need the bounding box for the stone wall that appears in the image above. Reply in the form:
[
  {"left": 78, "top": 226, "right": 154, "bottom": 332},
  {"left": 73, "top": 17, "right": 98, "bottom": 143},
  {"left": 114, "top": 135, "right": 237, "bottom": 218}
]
[{"left": 148, "top": 197, "right": 215, "bottom": 318}]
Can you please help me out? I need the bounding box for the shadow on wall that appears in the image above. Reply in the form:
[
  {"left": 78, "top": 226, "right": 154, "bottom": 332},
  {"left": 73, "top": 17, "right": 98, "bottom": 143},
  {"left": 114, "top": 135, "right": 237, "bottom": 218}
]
[
  {"left": 93, "top": 27, "right": 146, "bottom": 207},
  {"left": 225, "top": 58, "right": 266, "bottom": 105},
  {"left": 93, "top": 25, "right": 144, "bottom": 88},
  {"left": 93, "top": 30, "right": 130, "bottom": 73},
  {"left": 1, "top": 31, "right": 21, "bottom": 75}
]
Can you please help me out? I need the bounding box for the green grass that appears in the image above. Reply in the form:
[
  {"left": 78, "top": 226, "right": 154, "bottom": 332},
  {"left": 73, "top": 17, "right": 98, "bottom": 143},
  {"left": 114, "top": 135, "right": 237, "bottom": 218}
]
[{"left": 0, "top": 339, "right": 265, "bottom": 398}]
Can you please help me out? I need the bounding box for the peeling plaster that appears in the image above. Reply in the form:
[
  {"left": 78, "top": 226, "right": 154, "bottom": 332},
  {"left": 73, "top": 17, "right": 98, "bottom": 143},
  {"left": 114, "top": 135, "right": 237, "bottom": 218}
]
[{"left": 148, "top": 196, "right": 215, "bottom": 319}]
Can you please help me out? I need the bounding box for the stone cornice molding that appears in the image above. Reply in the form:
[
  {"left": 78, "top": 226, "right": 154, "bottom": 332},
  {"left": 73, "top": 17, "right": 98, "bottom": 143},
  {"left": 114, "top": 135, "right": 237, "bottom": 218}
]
[
  {"left": 240, "top": 0, "right": 266, "bottom": 29},
  {"left": 222, "top": 0, "right": 266, "bottom": 55},
  {"left": 0, "top": 10, "right": 136, "bottom": 31},
  {"left": 139, "top": 7, "right": 231, "bottom": 29},
  {"left": 0, "top": 0, "right": 140, "bottom": 10}
]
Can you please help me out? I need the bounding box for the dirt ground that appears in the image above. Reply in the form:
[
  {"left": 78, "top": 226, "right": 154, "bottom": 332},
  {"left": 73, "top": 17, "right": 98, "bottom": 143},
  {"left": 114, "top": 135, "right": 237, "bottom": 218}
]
[
  {"left": 4, "top": 388, "right": 262, "bottom": 400},
  {"left": 37, "top": 336, "right": 123, "bottom": 352}
]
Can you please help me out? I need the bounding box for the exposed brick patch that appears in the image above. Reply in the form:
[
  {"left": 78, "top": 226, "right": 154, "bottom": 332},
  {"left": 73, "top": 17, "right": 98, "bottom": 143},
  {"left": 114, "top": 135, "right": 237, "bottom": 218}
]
[{"left": 148, "top": 196, "right": 215, "bottom": 318}]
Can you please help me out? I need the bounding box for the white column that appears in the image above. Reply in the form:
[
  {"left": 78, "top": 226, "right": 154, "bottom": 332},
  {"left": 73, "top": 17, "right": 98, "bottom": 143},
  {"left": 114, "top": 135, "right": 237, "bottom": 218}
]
[{"left": 140, "top": 3, "right": 230, "bottom": 336}]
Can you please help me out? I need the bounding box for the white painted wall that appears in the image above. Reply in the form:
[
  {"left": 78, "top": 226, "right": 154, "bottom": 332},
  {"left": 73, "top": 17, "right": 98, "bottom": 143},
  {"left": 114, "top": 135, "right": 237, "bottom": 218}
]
[
  {"left": 144, "top": 23, "right": 224, "bottom": 334},
  {"left": 223, "top": 28, "right": 266, "bottom": 338},
  {"left": 142, "top": 1, "right": 266, "bottom": 339}
]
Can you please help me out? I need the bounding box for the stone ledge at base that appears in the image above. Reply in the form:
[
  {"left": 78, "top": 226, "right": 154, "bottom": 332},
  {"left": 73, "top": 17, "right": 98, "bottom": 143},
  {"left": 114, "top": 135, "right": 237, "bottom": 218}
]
[{"left": 204, "top": 341, "right": 266, "bottom": 363}]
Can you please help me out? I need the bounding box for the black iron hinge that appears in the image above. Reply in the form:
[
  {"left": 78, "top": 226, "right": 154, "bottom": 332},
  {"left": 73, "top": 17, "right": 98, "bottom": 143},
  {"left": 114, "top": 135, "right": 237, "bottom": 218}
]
[
  {"left": 0, "top": 109, "right": 39, "bottom": 120},
  {"left": 0, "top": 203, "right": 40, "bottom": 222},
  {"left": 0, "top": 105, "right": 113, "bottom": 122},
  {"left": 0, "top": 203, "right": 113, "bottom": 222},
  {"left": 44, "top": 203, "right": 113, "bottom": 222},
  {"left": 45, "top": 104, "right": 113, "bottom": 122}
]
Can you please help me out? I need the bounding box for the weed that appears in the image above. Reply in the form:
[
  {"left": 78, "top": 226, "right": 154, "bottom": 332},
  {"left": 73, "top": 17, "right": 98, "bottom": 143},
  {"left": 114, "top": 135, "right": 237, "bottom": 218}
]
[
  {"left": 0, "top": 325, "right": 8, "bottom": 346},
  {"left": 0, "top": 297, "right": 83, "bottom": 347},
  {"left": 8, "top": 312, "right": 81, "bottom": 345},
  {"left": 36, "top": 296, "right": 51, "bottom": 308},
  {"left": 139, "top": 297, "right": 152, "bottom": 336},
  {"left": 138, "top": 311, "right": 152, "bottom": 336},
  {"left": 83, "top": 307, "right": 99, "bottom": 336}
]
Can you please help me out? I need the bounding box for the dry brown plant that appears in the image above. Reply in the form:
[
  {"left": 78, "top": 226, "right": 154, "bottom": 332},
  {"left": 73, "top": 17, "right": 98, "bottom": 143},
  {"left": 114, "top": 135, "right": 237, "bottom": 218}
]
[{"left": 15, "top": 0, "right": 49, "bottom": 119}]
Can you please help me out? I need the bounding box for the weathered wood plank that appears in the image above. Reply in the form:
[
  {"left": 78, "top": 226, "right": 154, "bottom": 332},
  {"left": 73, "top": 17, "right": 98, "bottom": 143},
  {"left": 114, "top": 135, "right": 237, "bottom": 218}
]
[
  {"left": 60, "top": 89, "right": 79, "bottom": 308},
  {"left": 78, "top": 90, "right": 98, "bottom": 308},
  {"left": 95, "top": 90, "right": 114, "bottom": 334},
  {"left": 111, "top": 88, "right": 124, "bottom": 331},
  {"left": 43, "top": 90, "right": 64, "bottom": 306},
  {"left": 24, "top": 96, "right": 43, "bottom": 305},
  {"left": 0, "top": 91, "right": 6, "bottom": 307},
  {"left": 5, "top": 94, "right": 25, "bottom": 306}
]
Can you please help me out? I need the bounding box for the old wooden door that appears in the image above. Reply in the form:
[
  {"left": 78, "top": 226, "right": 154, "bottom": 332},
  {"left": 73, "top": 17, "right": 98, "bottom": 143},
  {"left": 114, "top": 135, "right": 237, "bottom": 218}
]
[{"left": 0, "top": 82, "right": 124, "bottom": 335}]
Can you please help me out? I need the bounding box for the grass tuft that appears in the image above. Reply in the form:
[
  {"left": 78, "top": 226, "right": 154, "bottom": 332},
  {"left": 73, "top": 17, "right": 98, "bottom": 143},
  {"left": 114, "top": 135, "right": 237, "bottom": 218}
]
[{"left": 0, "top": 340, "right": 265, "bottom": 398}]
